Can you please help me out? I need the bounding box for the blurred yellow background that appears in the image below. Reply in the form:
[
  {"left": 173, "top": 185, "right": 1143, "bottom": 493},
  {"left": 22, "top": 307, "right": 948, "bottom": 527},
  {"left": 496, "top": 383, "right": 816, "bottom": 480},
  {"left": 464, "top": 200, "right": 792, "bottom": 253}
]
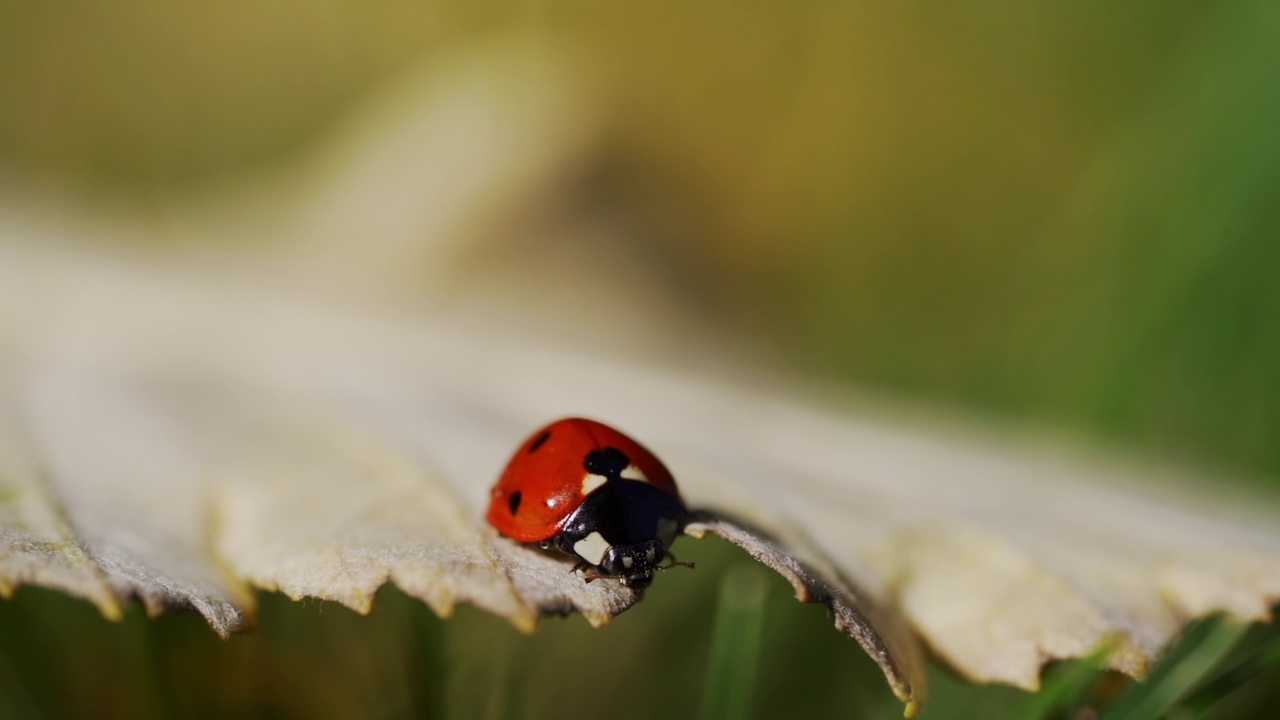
[{"left": 4, "top": 1, "right": 1275, "bottom": 483}]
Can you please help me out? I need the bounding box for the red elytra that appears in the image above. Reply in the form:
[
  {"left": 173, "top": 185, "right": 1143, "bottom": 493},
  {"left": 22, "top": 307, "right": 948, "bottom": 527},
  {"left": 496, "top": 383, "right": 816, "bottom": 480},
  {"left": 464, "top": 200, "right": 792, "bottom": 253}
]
[{"left": 486, "top": 417, "right": 687, "bottom": 589}]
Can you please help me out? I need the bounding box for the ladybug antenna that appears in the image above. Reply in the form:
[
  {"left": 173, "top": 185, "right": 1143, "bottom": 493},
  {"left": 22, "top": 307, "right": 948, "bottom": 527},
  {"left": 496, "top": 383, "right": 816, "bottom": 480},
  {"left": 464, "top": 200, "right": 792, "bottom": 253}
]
[{"left": 657, "top": 551, "right": 695, "bottom": 572}]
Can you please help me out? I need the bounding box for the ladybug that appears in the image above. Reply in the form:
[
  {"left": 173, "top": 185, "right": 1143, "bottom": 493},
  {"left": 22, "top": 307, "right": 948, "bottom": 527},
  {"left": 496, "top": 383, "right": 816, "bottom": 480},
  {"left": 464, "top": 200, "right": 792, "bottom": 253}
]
[{"left": 487, "top": 418, "right": 689, "bottom": 589}]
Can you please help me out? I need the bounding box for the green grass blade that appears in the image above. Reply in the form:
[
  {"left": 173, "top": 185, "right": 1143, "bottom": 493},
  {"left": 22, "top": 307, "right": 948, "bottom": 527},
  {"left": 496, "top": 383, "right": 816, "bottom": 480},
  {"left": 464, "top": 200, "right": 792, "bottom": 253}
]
[
  {"left": 699, "top": 563, "right": 767, "bottom": 720},
  {"left": 1102, "top": 616, "right": 1249, "bottom": 720},
  {"left": 1009, "top": 642, "right": 1115, "bottom": 720}
]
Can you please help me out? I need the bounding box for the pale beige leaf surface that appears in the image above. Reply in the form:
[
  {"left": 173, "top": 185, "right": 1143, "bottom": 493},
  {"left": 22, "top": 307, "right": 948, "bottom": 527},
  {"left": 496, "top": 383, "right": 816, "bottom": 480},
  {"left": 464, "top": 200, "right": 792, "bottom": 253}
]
[
  {"left": 0, "top": 376, "right": 119, "bottom": 619},
  {"left": 2, "top": 235, "right": 1279, "bottom": 708}
]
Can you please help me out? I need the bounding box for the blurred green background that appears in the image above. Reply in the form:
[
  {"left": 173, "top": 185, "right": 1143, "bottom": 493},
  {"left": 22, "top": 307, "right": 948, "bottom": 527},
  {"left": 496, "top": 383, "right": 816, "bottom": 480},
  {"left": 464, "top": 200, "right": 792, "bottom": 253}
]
[{"left": 2, "top": 1, "right": 1279, "bottom": 718}]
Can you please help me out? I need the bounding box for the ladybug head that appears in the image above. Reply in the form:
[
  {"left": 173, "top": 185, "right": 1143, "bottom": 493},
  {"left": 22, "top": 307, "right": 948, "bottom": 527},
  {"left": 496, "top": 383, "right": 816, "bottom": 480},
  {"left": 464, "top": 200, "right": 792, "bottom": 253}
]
[{"left": 598, "top": 538, "right": 664, "bottom": 590}]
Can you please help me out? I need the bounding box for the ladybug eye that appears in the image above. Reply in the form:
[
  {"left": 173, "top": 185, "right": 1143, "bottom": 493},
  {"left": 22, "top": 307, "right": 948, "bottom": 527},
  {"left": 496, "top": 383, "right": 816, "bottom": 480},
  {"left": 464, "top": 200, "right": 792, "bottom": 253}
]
[
  {"left": 509, "top": 491, "right": 522, "bottom": 516},
  {"left": 528, "top": 430, "right": 551, "bottom": 453}
]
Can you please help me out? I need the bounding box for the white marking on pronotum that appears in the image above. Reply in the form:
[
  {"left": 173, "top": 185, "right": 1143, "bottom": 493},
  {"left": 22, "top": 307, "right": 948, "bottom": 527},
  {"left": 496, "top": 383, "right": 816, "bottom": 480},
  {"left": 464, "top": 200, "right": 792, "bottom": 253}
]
[
  {"left": 622, "top": 555, "right": 634, "bottom": 569},
  {"left": 573, "top": 532, "right": 612, "bottom": 566},
  {"left": 581, "top": 473, "right": 608, "bottom": 496},
  {"left": 620, "top": 464, "right": 648, "bottom": 482},
  {"left": 656, "top": 518, "right": 678, "bottom": 548},
  {"left": 646, "top": 547, "right": 656, "bottom": 562}
]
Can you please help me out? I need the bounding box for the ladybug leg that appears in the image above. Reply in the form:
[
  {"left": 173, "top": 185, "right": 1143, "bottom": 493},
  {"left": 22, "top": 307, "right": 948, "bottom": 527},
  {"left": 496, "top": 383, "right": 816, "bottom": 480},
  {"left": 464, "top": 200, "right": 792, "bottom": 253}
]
[
  {"left": 573, "top": 562, "right": 628, "bottom": 584},
  {"left": 567, "top": 560, "right": 627, "bottom": 584},
  {"left": 583, "top": 572, "right": 625, "bottom": 584}
]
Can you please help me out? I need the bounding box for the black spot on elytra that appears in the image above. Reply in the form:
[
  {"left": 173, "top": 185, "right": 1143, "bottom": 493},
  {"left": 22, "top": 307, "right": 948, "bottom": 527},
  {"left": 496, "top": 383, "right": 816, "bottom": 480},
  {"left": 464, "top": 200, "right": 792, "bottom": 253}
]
[
  {"left": 583, "top": 447, "right": 630, "bottom": 479},
  {"left": 509, "top": 491, "right": 522, "bottom": 516},
  {"left": 528, "top": 430, "right": 551, "bottom": 453}
]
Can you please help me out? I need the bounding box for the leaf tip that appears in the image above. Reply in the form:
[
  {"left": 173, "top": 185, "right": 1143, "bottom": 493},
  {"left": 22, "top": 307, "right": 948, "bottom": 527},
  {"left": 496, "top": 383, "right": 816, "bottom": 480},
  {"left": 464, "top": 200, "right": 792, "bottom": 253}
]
[
  {"left": 511, "top": 612, "right": 539, "bottom": 635},
  {"left": 583, "top": 609, "right": 612, "bottom": 629},
  {"left": 96, "top": 596, "right": 125, "bottom": 622}
]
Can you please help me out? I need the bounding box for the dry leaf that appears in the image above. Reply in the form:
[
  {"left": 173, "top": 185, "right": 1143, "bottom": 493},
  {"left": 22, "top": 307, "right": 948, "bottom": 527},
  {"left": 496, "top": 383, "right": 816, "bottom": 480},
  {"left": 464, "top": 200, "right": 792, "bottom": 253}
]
[{"left": 3, "top": 235, "right": 1280, "bottom": 712}]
